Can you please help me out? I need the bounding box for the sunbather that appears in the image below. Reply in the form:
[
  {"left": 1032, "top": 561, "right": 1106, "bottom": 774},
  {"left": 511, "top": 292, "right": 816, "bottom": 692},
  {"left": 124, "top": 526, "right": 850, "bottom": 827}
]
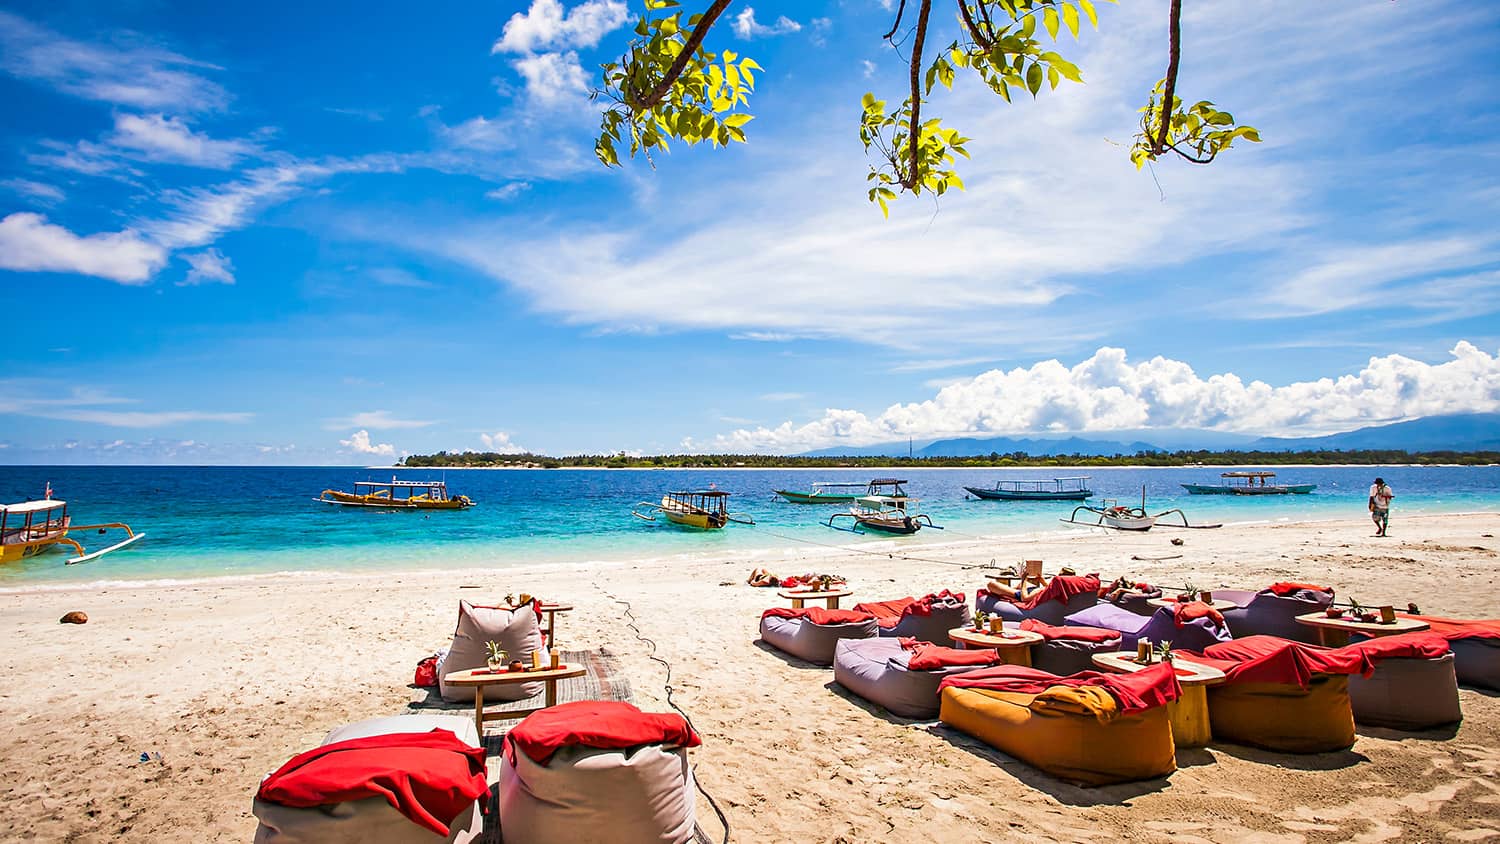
[{"left": 747, "top": 568, "right": 781, "bottom": 587}]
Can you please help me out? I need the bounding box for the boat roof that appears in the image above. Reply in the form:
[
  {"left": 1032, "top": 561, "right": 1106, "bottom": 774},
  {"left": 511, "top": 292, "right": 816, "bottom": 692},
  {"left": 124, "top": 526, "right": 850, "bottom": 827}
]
[
  {"left": 869, "top": 478, "right": 908, "bottom": 484},
  {"left": 1, "top": 499, "right": 67, "bottom": 513},
  {"left": 354, "top": 480, "right": 448, "bottom": 488},
  {"left": 859, "top": 494, "right": 914, "bottom": 504},
  {"left": 1221, "top": 471, "right": 1276, "bottom": 478},
  {"left": 668, "top": 489, "right": 731, "bottom": 497},
  {"left": 812, "top": 482, "right": 871, "bottom": 488}
]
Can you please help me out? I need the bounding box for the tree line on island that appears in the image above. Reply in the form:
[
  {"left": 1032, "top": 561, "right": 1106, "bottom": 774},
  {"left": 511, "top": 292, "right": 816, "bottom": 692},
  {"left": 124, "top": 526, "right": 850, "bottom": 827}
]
[{"left": 401, "top": 449, "right": 1500, "bottom": 470}]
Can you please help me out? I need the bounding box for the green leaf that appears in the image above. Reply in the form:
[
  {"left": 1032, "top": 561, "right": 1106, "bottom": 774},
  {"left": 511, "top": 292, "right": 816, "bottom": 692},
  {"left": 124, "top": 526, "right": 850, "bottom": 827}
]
[
  {"left": 739, "top": 57, "right": 763, "bottom": 72},
  {"left": 1025, "top": 62, "right": 1043, "bottom": 96},
  {"left": 1042, "top": 6, "right": 1060, "bottom": 40},
  {"left": 723, "top": 112, "right": 754, "bottom": 128},
  {"left": 1061, "top": 2, "right": 1080, "bottom": 37},
  {"left": 1078, "top": 0, "right": 1098, "bottom": 27}
]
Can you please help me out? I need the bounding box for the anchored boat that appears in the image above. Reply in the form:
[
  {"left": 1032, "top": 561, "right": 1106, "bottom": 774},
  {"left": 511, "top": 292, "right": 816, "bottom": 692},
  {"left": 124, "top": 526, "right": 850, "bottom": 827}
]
[
  {"left": 1062, "top": 500, "right": 1158, "bottom": 531},
  {"left": 632, "top": 490, "right": 755, "bottom": 530},
  {"left": 826, "top": 493, "right": 939, "bottom": 536},
  {"left": 318, "top": 478, "right": 475, "bottom": 509},
  {"left": 1, "top": 490, "right": 145, "bottom": 565},
  {"left": 774, "top": 478, "right": 911, "bottom": 504},
  {"left": 964, "top": 476, "right": 1093, "bottom": 501},
  {"left": 1181, "top": 471, "right": 1316, "bottom": 495}
]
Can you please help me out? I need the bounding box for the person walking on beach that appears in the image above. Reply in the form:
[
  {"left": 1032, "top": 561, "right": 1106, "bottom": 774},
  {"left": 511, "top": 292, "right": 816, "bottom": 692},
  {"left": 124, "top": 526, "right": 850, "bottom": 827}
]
[{"left": 1369, "top": 477, "right": 1395, "bottom": 536}]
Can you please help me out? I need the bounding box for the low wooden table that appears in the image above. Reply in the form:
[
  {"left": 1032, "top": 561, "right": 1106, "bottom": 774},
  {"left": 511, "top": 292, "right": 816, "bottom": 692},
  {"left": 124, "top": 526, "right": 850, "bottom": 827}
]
[
  {"left": 947, "top": 627, "right": 1044, "bottom": 667},
  {"left": 778, "top": 588, "right": 852, "bottom": 609},
  {"left": 1293, "top": 612, "right": 1429, "bottom": 647},
  {"left": 538, "top": 602, "right": 573, "bottom": 646},
  {"left": 442, "top": 664, "right": 587, "bottom": 735},
  {"left": 1146, "top": 597, "right": 1240, "bottom": 611},
  {"left": 1092, "top": 652, "right": 1226, "bottom": 748}
]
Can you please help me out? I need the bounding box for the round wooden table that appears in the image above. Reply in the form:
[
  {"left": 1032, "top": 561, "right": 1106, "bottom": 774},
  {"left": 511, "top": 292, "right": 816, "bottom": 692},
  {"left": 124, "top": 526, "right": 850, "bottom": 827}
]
[
  {"left": 1293, "top": 612, "right": 1429, "bottom": 647},
  {"left": 1146, "top": 597, "right": 1240, "bottom": 611},
  {"left": 778, "top": 588, "right": 853, "bottom": 609},
  {"left": 442, "top": 663, "right": 587, "bottom": 735},
  {"left": 947, "top": 627, "right": 1044, "bottom": 667},
  {"left": 1092, "top": 651, "right": 1226, "bottom": 748}
]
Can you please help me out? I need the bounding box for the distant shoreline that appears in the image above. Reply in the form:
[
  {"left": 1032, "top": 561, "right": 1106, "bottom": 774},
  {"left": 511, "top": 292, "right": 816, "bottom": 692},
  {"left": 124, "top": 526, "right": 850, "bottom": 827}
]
[{"left": 373, "top": 462, "right": 1499, "bottom": 471}]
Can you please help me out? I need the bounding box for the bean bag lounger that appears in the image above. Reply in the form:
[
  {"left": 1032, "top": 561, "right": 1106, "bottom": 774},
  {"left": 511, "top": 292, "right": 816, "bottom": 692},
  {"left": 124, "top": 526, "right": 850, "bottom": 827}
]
[
  {"left": 499, "top": 701, "right": 700, "bottom": 844},
  {"left": 1183, "top": 636, "right": 1371, "bottom": 753},
  {"left": 1126, "top": 604, "right": 1234, "bottom": 652},
  {"left": 832, "top": 636, "right": 1006, "bottom": 720},
  {"left": 1063, "top": 603, "right": 1150, "bottom": 643},
  {"left": 253, "top": 714, "right": 488, "bottom": 844},
  {"left": 1220, "top": 584, "right": 1335, "bottom": 644},
  {"left": 1397, "top": 614, "right": 1500, "bottom": 690},
  {"left": 938, "top": 662, "right": 1180, "bottom": 786},
  {"left": 1342, "top": 632, "right": 1461, "bottom": 730},
  {"left": 979, "top": 575, "right": 1101, "bottom": 626},
  {"left": 854, "top": 590, "right": 969, "bottom": 646},
  {"left": 438, "top": 600, "right": 545, "bottom": 703},
  {"left": 759, "top": 607, "right": 878, "bottom": 666},
  {"left": 1017, "top": 620, "right": 1124, "bottom": 677},
  {"left": 1107, "top": 586, "right": 1165, "bottom": 617}
]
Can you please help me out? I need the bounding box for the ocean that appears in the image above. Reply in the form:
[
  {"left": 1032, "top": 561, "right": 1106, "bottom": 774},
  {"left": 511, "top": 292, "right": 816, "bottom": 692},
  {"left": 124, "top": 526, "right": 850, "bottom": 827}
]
[{"left": 2, "top": 464, "right": 1497, "bottom": 590}]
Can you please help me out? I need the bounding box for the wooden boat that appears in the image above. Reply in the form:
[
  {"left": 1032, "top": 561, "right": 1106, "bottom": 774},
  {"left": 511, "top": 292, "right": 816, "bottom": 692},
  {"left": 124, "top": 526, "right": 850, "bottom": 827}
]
[
  {"left": 964, "top": 476, "right": 1093, "bottom": 501},
  {"left": 632, "top": 490, "right": 754, "bottom": 530},
  {"left": 826, "top": 494, "right": 939, "bottom": 536},
  {"left": 1, "top": 490, "right": 145, "bottom": 565},
  {"left": 1062, "top": 500, "right": 1158, "bottom": 531},
  {"left": 774, "top": 481, "right": 872, "bottom": 504},
  {"left": 1181, "top": 471, "right": 1316, "bottom": 495},
  {"left": 318, "top": 478, "right": 474, "bottom": 509}
]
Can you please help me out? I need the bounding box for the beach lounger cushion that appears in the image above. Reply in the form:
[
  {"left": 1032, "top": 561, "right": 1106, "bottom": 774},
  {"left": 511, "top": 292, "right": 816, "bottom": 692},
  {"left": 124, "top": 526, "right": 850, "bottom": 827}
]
[
  {"left": 832, "top": 637, "right": 992, "bottom": 720},
  {"left": 759, "top": 612, "right": 878, "bottom": 666},
  {"left": 252, "top": 714, "right": 484, "bottom": 844},
  {"left": 854, "top": 593, "right": 969, "bottom": 646},
  {"left": 1126, "top": 606, "right": 1234, "bottom": 652},
  {"left": 1450, "top": 638, "right": 1500, "bottom": 690},
  {"left": 1061, "top": 603, "right": 1151, "bottom": 639},
  {"left": 1207, "top": 674, "right": 1356, "bottom": 753},
  {"left": 1220, "top": 587, "right": 1334, "bottom": 644},
  {"left": 1108, "top": 587, "right": 1164, "bottom": 616},
  {"left": 438, "top": 601, "right": 545, "bottom": 703},
  {"left": 979, "top": 577, "right": 1101, "bottom": 626},
  {"left": 1031, "top": 636, "right": 1123, "bottom": 677},
  {"left": 1348, "top": 652, "right": 1462, "bottom": 730}
]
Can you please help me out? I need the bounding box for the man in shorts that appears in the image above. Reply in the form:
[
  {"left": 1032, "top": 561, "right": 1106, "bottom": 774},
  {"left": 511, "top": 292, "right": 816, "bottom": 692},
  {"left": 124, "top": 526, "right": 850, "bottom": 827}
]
[{"left": 1368, "top": 477, "right": 1394, "bottom": 536}]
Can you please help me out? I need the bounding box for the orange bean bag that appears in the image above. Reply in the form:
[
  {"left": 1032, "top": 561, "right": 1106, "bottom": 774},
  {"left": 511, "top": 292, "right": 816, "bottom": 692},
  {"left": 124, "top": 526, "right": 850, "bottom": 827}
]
[
  {"left": 938, "top": 684, "right": 1176, "bottom": 786},
  {"left": 1207, "top": 674, "right": 1355, "bottom": 753}
]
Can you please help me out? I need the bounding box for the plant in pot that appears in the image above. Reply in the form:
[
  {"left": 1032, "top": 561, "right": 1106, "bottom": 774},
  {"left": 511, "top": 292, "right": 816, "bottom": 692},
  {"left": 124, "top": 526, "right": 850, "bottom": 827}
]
[
  {"left": 1177, "top": 584, "right": 1200, "bottom": 604},
  {"left": 1159, "top": 640, "right": 1174, "bottom": 664},
  {"left": 972, "top": 609, "right": 988, "bottom": 631},
  {"left": 485, "top": 641, "right": 507, "bottom": 671},
  {"left": 503, "top": 593, "right": 516, "bottom": 607}
]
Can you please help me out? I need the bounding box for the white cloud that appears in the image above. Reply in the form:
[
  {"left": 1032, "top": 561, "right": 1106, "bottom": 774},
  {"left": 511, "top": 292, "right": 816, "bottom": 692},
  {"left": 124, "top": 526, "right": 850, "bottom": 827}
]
[
  {"left": 0, "top": 11, "right": 227, "bottom": 111},
  {"left": 479, "top": 431, "right": 529, "bottom": 453},
  {"left": 861, "top": 60, "right": 877, "bottom": 78},
  {"left": 708, "top": 343, "right": 1500, "bottom": 452},
  {"left": 492, "top": 0, "right": 628, "bottom": 54},
  {"left": 0, "top": 382, "right": 253, "bottom": 428},
  {"left": 180, "top": 248, "right": 235, "bottom": 285},
  {"left": 368, "top": 267, "right": 434, "bottom": 288},
  {"left": 0, "top": 178, "right": 64, "bottom": 204},
  {"left": 732, "top": 8, "right": 802, "bottom": 39},
  {"left": 511, "top": 51, "right": 590, "bottom": 106},
  {"left": 325, "top": 410, "right": 435, "bottom": 431},
  {"left": 1251, "top": 237, "right": 1496, "bottom": 317},
  {"left": 0, "top": 212, "right": 167, "bottom": 284},
  {"left": 107, "top": 113, "right": 256, "bottom": 169},
  {"left": 340, "top": 429, "right": 396, "bottom": 457},
  {"left": 485, "top": 181, "right": 533, "bottom": 201}
]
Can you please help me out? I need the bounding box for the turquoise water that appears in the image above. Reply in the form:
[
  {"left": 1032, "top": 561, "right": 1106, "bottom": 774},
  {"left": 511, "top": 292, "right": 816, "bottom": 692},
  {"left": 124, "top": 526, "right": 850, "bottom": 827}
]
[{"left": 1, "top": 465, "right": 1497, "bottom": 589}]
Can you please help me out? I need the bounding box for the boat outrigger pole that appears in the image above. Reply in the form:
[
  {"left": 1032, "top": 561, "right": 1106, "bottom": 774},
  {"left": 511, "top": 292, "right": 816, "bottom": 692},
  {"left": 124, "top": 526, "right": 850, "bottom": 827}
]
[{"left": 63, "top": 523, "right": 147, "bottom": 565}]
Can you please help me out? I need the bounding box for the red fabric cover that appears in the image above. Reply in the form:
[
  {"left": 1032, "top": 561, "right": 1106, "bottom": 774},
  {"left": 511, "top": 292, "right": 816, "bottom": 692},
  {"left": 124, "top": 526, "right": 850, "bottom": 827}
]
[
  {"left": 413, "top": 655, "right": 438, "bottom": 688},
  {"left": 257, "top": 730, "right": 488, "bottom": 835},
  {"left": 938, "top": 662, "right": 1181, "bottom": 715},
  {"left": 1172, "top": 601, "right": 1225, "bottom": 628},
  {"left": 1397, "top": 613, "right": 1500, "bottom": 641},
  {"left": 761, "top": 607, "right": 875, "bottom": 625},
  {"left": 504, "top": 701, "right": 701, "bottom": 766},
  {"left": 854, "top": 590, "right": 966, "bottom": 621},
  {"left": 854, "top": 597, "right": 915, "bottom": 620},
  {"left": 1019, "top": 619, "right": 1122, "bottom": 644},
  {"left": 1341, "top": 631, "right": 1452, "bottom": 661},
  {"left": 780, "top": 575, "right": 847, "bottom": 590},
  {"left": 1268, "top": 582, "right": 1333, "bottom": 596},
  {"left": 897, "top": 639, "right": 1002, "bottom": 670},
  {"left": 1003, "top": 574, "right": 1102, "bottom": 611},
  {"left": 1181, "top": 635, "right": 1374, "bottom": 688}
]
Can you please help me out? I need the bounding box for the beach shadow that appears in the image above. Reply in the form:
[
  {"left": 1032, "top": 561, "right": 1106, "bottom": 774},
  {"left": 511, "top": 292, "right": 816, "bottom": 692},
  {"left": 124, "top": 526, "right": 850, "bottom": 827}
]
[
  {"left": 924, "top": 723, "right": 1173, "bottom": 806},
  {"left": 1460, "top": 685, "right": 1499, "bottom": 698},
  {"left": 1174, "top": 747, "right": 1216, "bottom": 768},
  {"left": 1210, "top": 742, "right": 1368, "bottom": 770},
  {"left": 821, "top": 679, "right": 935, "bottom": 726},
  {"left": 752, "top": 639, "right": 834, "bottom": 671},
  {"left": 1356, "top": 723, "right": 1461, "bottom": 742}
]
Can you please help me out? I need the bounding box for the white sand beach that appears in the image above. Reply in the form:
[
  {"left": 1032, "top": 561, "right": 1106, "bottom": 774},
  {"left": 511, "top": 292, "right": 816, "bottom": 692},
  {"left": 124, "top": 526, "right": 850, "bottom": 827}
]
[{"left": 3, "top": 512, "right": 1498, "bottom": 842}]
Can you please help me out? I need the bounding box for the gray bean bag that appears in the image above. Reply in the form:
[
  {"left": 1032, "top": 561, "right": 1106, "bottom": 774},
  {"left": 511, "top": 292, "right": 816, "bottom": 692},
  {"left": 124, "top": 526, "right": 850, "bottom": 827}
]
[
  {"left": 1452, "top": 638, "right": 1500, "bottom": 690},
  {"left": 438, "top": 601, "right": 544, "bottom": 703},
  {"left": 1032, "top": 633, "right": 1124, "bottom": 676},
  {"left": 252, "top": 714, "right": 484, "bottom": 844},
  {"left": 759, "top": 612, "right": 878, "bottom": 666},
  {"left": 863, "top": 595, "right": 969, "bottom": 646},
  {"left": 832, "top": 637, "right": 990, "bottom": 719},
  {"left": 978, "top": 583, "right": 1099, "bottom": 626},
  {"left": 1349, "top": 653, "right": 1462, "bottom": 730},
  {"left": 1221, "top": 588, "right": 1334, "bottom": 644}
]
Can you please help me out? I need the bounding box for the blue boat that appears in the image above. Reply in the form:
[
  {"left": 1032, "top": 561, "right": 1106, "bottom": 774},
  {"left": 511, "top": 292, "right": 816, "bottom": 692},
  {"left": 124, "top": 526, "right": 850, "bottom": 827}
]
[{"left": 964, "top": 476, "right": 1093, "bottom": 501}]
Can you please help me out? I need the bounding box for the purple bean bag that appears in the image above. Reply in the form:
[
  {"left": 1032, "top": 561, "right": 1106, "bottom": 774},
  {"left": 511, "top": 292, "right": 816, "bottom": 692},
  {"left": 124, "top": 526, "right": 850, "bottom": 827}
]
[
  {"left": 832, "top": 637, "right": 989, "bottom": 720},
  {"left": 875, "top": 596, "right": 970, "bottom": 646},
  {"left": 1126, "top": 606, "right": 1234, "bottom": 651},
  {"left": 759, "top": 615, "right": 877, "bottom": 666},
  {"left": 1063, "top": 603, "right": 1150, "bottom": 641},
  {"left": 1221, "top": 588, "right": 1334, "bottom": 644},
  {"left": 978, "top": 588, "right": 1098, "bottom": 626},
  {"left": 1107, "top": 587, "right": 1164, "bottom": 617}
]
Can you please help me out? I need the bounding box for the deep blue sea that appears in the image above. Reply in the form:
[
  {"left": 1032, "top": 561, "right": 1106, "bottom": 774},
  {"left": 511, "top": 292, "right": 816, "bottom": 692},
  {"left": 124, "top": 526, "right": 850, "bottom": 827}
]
[{"left": 2, "top": 464, "right": 1497, "bottom": 589}]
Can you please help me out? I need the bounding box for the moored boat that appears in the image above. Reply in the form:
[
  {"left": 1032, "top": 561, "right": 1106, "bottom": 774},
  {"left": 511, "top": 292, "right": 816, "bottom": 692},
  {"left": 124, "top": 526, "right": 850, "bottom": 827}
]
[
  {"left": 1181, "top": 471, "right": 1317, "bottom": 496},
  {"left": 318, "top": 478, "right": 475, "bottom": 509},
  {"left": 1, "top": 488, "right": 145, "bottom": 565},
  {"left": 1061, "top": 500, "right": 1157, "bottom": 531},
  {"left": 632, "top": 490, "right": 754, "bottom": 530},
  {"left": 964, "top": 476, "right": 1093, "bottom": 501},
  {"left": 826, "top": 494, "right": 938, "bottom": 535},
  {"left": 776, "top": 478, "right": 911, "bottom": 504}
]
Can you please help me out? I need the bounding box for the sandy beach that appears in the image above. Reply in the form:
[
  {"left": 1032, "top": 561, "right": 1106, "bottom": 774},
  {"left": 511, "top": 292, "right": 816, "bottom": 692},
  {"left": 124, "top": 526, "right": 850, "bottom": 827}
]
[{"left": 3, "top": 512, "right": 1498, "bottom": 842}]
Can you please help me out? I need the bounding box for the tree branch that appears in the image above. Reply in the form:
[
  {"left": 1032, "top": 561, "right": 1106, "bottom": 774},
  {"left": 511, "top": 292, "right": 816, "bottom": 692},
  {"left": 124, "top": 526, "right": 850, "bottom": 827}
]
[
  {"left": 1153, "top": 0, "right": 1181, "bottom": 154},
  {"left": 884, "top": 0, "right": 909, "bottom": 41},
  {"left": 628, "top": 0, "right": 737, "bottom": 112},
  {"left": 901, "top": 0, "right": 934, "bottom": 190},
  {"left": 957, "top": 1, "right": 992, "bottom": 50}
]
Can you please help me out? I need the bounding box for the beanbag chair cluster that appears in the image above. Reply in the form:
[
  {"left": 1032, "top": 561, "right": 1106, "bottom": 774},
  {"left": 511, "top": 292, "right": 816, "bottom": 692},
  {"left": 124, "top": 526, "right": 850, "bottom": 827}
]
[
  {"left": 439, "top": 600, "right": 545, "bottom": 703},
  {"left": 1342, "top": 632, "right": 1461, "bottom": 730},
  {"left": 759, "top": 607, "right": 878, "bottom": 665},
  {"left": 854, "top": 590, "right": 969, "bottom": 645},
  {"left": 499, "top": 701, "right": 700, "bottom": 844},
  {"left": 978, "top": 575, "right": 1101, "bottom": 625},
  {"left": 833, "top": 637, "right": 1004, "bottom": 719},
  {"left": 1220, "top": 585, "right": 1335, "bottom": 644}
]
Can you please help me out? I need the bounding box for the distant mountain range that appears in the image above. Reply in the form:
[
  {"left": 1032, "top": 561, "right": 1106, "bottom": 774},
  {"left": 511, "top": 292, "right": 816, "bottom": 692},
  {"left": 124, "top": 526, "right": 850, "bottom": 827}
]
[{"left": 797, "top": 413, "right": 1500, "bottom": 457}]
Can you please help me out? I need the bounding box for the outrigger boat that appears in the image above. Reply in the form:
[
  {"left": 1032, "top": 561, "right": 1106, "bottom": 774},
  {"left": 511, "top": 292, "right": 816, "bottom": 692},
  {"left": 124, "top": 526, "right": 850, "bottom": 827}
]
[
  {"left": 774, "top": 478, "right": 910, "bottom": 504},
  {"left": 1061, "top": 488, "right": 1222, "bottom": 532},
  {"left": 826, "top": 493, "right": 940, "bottom": 536},
  {"left": 1, "top": 490, "right": 145, "bottom": 565},
  {"left": 964, "top": 476, "right": 1093, "bottom": 501},
  {"left": 318, "top": 478, "right": 474, "bottom": 509},
  {"left": 1181, "top": 471, "right": 1317, "bottom": 495},
  {"left": 632, "top": 490, "right": 755, "bottom": 530}
]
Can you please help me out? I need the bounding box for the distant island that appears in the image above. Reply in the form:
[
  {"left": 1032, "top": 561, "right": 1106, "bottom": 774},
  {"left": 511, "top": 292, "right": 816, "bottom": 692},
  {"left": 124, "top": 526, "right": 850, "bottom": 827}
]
[{"left": 401, "top": 448, "right": 1500, "bottom": 469}]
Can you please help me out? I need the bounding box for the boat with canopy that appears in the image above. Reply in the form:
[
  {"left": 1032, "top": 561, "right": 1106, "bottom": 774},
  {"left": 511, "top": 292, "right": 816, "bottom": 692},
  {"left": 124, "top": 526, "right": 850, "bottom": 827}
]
[
  {"left": 1, "top": 490, "right": 145, "bottom": 565},
  {"left": 774, "top": 478, "right": 912, "bottom": 504},
  {"left": 964, "top": 476, "right": 1093, "bottom": 501},
  {"left": 632, "top": 490, "right": 755, "bottom": 530},
  {"left": 826, "top": 492, "right": 940, "bottom": 536},
  {"left": 318, "top": 478, "right": 475, "bottom": 509},
  {"left": 1181, "top": 471, "right": 1317, "bottom": 495}
]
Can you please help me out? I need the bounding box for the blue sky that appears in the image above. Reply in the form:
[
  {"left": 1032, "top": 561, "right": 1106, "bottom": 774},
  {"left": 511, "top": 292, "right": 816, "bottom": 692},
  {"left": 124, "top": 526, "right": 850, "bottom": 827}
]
[{"left": 1, "top": 0, "right": 1498, "bottom": 464}]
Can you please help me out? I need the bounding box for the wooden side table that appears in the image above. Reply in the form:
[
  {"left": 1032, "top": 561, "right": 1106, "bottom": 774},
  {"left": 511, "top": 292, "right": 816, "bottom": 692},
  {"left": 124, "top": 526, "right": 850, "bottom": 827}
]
[
  {"left": 538, "top": 602, "right": 573, "bottom": 646},
  {"left": 442, "top": 664, "right": 587, "bottom": 735},
  {"left": 1092, "top": 652, "right": 1226, "bottom": 748},
  {"left": 1293, "top": 612, "right": 1429, "bottom": 647},
  {"left": 778, "top": 588, "right": 852, "bottom": 609},
  {"left": 947, "top": 627, "right": 1044, "bottom": 667}
]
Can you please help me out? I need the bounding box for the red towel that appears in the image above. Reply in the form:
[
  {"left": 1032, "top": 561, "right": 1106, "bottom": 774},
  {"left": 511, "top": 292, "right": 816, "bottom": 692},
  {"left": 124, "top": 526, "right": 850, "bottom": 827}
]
[
  {"left": 1397, "top": 613, "right": 1500, "bottom": 641},
  {"left": 505, "top": 701, "right": 701, "bottom": 766},
  {"left": 899, "top": 640, "right": 1002, "bottom": 670},
  {"left": 1341, "top": 631, "right": 1452, "bottom": 661},
  {"left": 1002, "top": 575, "right": 1101, "bottom": 611},
  {"left": 854, "top": 590, "right": 965, "bottom": 620},
  {"left": 1019, "top": 619, "right": 1122, "bottom": 643},
  {"left": 854, "top": 597, "right": 915, "bottom": 620},
  {"left": 761, "top": 607, "right": 875, "bottom": 625},
  {"left": 1268, "top": 582, "right": 1333, "bottom": 596},
  {"left": 938, "top": 662, "right": 1180, "bottom": 715},
  {"left": 1181, "top": 636, "right": 1374, "bottom": 689},
  {"left": 257, "top": 730, "right": 488, "bottom": 835},
  {"left": 1172, "top": 601, "right": 1225, "bottom": 628}
]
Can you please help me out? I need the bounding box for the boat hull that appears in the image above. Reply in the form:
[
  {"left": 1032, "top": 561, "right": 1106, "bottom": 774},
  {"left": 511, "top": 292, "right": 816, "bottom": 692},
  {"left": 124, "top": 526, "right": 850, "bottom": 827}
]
[
  {"left": 662, "top": 510, "right": 726, "bottom": 529},
  {"left": 319, "top": 490, "right": 473, "bottom": 509},
  {"left": 855, "top": 516, "right": 921, "bottom": 535},
  {"left": 1181, "top": 484, "right": 1317, "bottom": 495},
  {"left": 774, "top": 490, "right": 862, "bottom": 504},
  {"left": 964, "top": 487, "right": 1092, "bottom": 501}
]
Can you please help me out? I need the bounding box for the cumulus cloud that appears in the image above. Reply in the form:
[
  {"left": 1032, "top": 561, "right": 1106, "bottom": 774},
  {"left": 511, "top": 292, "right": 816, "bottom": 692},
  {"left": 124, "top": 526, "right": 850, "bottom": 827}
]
[
  {"left": 325, "top": 410, "right": 435, "bottom": 431},
  {"left": 0, "top": 212, "right": 167, "bottom": 284},
  {"left": 107, "top": 113, "right": 256, "bottom": 169},
  {"left": 732, "top": 8, "right": 802, "bottom": 39},
  {"left": 512, "top": 51, "right": 590, "bottom": 106},
  {"left": 492, "top": 0, "right": 628, "bottom": 54},
  {"left": 340, "top": 429, "right": 396, "bottom": 457},
  {"left": 485, "top": 181, "right": 533, "bottom": 201},
  {"left": 708, "top": 343, "right": 1500, "bottom": 452},
  {"left": 180, "top": 248, "right": 235, "bottom": 285},
  {"left": 479, "top": 431, "right": 529, "bottom": 453}
]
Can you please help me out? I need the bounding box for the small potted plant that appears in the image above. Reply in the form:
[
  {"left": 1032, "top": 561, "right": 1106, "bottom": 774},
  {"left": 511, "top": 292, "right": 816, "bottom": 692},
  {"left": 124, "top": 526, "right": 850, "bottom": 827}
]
[
  {"left": 485, "top": 641, "right": 507, "bottom": 671},
  {"left": 517, "top": 592, "right": 533, "bottom": 606},
  {"left": 503, "top": 593, "right": 516, "bottom": 607},
  {"left": 1177, "top": 584, "right": 1200, "bottom": 604},
  {"left": 1159, "top": 640, "right": 1174, "bottom": 664},
  {"left": 972, "top": 609, "right": 988, "bottom": 631}
]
